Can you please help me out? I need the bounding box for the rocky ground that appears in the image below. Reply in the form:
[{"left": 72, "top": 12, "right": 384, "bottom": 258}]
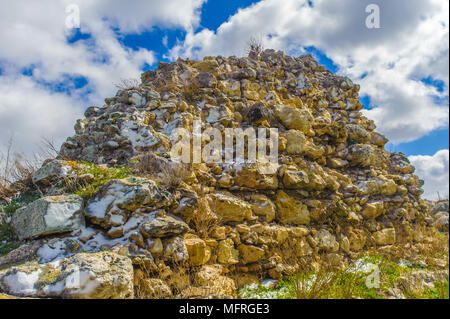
[{"left": 0, "top": 49, "right": 448, "bottom": 299}]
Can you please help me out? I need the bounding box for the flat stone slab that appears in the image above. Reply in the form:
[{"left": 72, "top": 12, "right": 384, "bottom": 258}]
[
  {"left": 31, "top": 160, "right": 74, "bottom": 185},
  {"left": 0, "top": 251, "right": 133, "bottom": 299},
  {"left": 12, "top": 195, "right": 85, "bottom": 240}
]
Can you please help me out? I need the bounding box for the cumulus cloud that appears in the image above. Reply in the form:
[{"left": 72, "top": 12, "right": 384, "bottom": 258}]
[
  {"left": 0, "top": 0, "right": 205, "bottom": 154},
  {"left": 0, "top": 76, "right": 84, "bottom": 153},
  {"left": 409, "top": 150, "right": 449, "bottom": 200},
  {"left": 168, "top": 0, "right": 449, "bottom": 144}
]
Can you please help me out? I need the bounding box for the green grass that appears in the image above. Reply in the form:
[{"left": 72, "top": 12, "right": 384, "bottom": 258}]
[
  {"left": 0, "top": 191, "right": 39, "bottom": 257},
  {"left": 0, "top": 223, "right": 19, "bottom": 257},
  {"left": 347, "top": 137, "right": 359, "bottom": 146},
  {"left": 67, "top": 161, "right": 131, "bottom": 199},
  {"left": 1, "top": 191, "right": 39, "bottom": 214},
  {"left": 424, "top": 278, "right": 449, "bottom": 299},
  {"left": 239, "top": 254, "right": 448, "bottom": 299},
  {"left": 404, "top": 276, "right": 449, "bottom": 299}
]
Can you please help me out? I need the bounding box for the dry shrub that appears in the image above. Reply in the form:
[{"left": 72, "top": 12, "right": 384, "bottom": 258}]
[
  {"left": 289, "top": 256, "right": 362, "bottom": 299},
  {"left": 187, "top": 189, "right": 221, "bottom": 239},
  {"left": 0, "top": 138, "right": 41, "bottom": 201},
  {"left": 39, "top": 137, "right": 59, "bottom": 160},
  {"left": 134, "top": 257, "right": 202, "bottom": 299},
  {"left": 114, "top": 78, "right": 141, "bottom": 90},
  {"left": 246, "top": 35, "right": 264, "bottom": 58},
  {"left": 132, "top": 153, "right": 190, "bottom": 190},
  {"left": 292, "top": 271, "right": 337, "bottom": 299},
  {"left": 413, "top": 225, "right": 449, "bottom": 269}
]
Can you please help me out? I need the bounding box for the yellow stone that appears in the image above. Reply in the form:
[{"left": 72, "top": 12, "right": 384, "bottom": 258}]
[
  {"left": 276, "top": 190, "right": 310, "bottom": 225},
  {"left": 274, "top": 105, "right": 314, "bottom": 134},
  {"left": 185, "top": 236, "right": 211, "bottom": 266},
  {"left": 217, "top": 238, "right": 239, "bottom": 265},
  {"left": 209, "top": 193, "right": 253, "bottom": 222},
  {"left": 249, "top": 194, "right": 276, "bottom": 222},
  {"left": 361, "top": 201, "right": 384, "bottom": 219},
  {"left": 238, "top": 244, "right": 265, "bottom": 264}
]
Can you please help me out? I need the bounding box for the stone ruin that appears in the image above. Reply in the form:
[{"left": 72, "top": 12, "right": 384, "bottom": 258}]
[{"left": 0, "top": 49, "right": 447, "bottom": 299}]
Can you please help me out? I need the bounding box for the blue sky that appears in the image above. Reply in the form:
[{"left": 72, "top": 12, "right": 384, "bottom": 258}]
[{"left": 0, "top": 0, "right": 448, "bottom": 199}]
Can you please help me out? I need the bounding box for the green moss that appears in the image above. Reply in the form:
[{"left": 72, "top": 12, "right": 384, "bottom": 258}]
[
  {"left": 111, "top": 116, "right": 120, "bottom": 124},
  {"left": 34, "top": 264, "right": 64, "bottom": 291},
  {"left": 347, "top": 137, "right": 359, "bottom": 146},
  {"left": 0, "top": 224, "right": 19, "bottom": 257},
  {"left": 424, "top": 278, "right": 449, "bottom": 299},
  {"left": 1, "top": 191, "right": 39, "bottom": 214},
  {"left": 68, "top": 161, "right": 131, "bottom": 199},
  {"left": 3, "top": 202, "right": 21, "bottom": 214}
]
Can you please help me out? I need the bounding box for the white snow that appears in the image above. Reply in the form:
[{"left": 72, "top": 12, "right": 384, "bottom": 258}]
[
  {"left": 86, "top": 194, "right": 115, "bottom": 218},
  {"left": 3, "top": 270, "right": 41, "bottom": 295},
  {"left": 44, "top": 201, "right": 81, "bottom": 228}
]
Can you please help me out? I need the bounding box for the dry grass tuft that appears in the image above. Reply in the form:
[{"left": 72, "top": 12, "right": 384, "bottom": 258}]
[
  {"left": 131, "top": 153, "right": 190, "bottom": 190},
  {"left": 188, "top": 193, "right": 220, "bottom": 239},
  {"left": 0, "top": 137, "right": 42, "bottom": 201},
  {"left": 114, "top": 78, "right": 141, "bottom": 90},
  {"left": 246, "top": 36, "right": 264, "bottom": 58}
]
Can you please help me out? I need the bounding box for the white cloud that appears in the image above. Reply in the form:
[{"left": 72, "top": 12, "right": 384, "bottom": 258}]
[
  {"left": 409, "top": 150, "right": 449, "bottom": 200},
  {"left": 0, "top": 76, "right": 83, "bottom": 154},
  {"left": 0, "top": 0, "right": 206, "bottom": 155},
  {"left": 168, "top": 0, "right": 449, "bottom": 144}
]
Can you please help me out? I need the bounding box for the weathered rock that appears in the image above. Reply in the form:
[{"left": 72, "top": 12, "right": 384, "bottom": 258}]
[
  {"left": 345, "top": 124, "right": 370, "bottom": 143},
  {"left": 373, "top": 228, "right": 396, "bottom": 246},
  {"left": 238, "top": 244, "right": 265, "bottom": 264},
  {"left": 283, "top": 130, "right": 308, "bottom": 154},
  {"left": 361, "top": 201, "right": 384, "bottom": 219},
  {"left": 184, "top": 236, "right": 210, "bottom": 266},
  {"left": 280, "top": 167, "right": 309, "bottom": 189},
  {"left": 137, "top": 278, "right": 172, "bottom": 299},
  {"left": 217, "top": 238, "right": 239, "bottom": 265},
  {"left": 85, "top": 178, "right": 171, "bottom": 229},
  {"left": 249, "top": 194, "right": 276, "bottom": 222},
  {"left": 276, "top": 191, "right": 310, "bottom": 225},
  {"left": 194, "top": 264, "right": 236, "bottom": 297},
  {"left": 348, "top": 229, "right": 366, "bottom": 251},
  {"left": 347, "top": 144, "right": 378, "bottom": 167},
  {"left": 370, "top": 132, "right": 388, "bottom": 146},
  {"left": 434, "top": 212, "right": 449, "bottom": 232},
  {"left": 141, "top": 215, "right": 189, "bottom": 238},
  {"left": 246, "top": 102, "right": 269, "bottom": 124},
  {"left": 219, "top": 79, "right": 241, "bottom": 99},
  {"left": 12, "top": 195, "right": 84, "bottom": 240},
  {"left": 234, "top": 163, "right": 278, "bottom": 189},
  {"left": 275, "top": 105, "right": 314, "bottom": 135},
  {"left": 193, "top": 72, "right": 217, "bottom": 88},
  {"left": 164, "top": 236, "right": 189, "bottom": 262},
  {"left": 172, "top": 190, "right": 198, "bottom": 218},
  {"left": 315, "top": 229, "right": 339, "bottom": 252},
  {"left": 32, "top": 160, "right": 74, "bottom": 185},
  {"left": 0, "top": 251, "right": 133, "bottom": 298},
  {"left": 398, "top": 270, "right": 448, "bottom": 295},
  {"left": 208, "top": 193, "right": 252, "bottom": 222},
  {"left": 0, "top": 241, "right": 42, "bottom": 268},
  {"left": 0, "top": 49, "right": 435, "bottom": 299}
]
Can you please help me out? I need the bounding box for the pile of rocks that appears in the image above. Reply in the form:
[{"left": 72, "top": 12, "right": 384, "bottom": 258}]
[
  {"left": 0, "top": 49, "right": 446, "bottom": 299},
  {"left": 428, "top": 200, "right": 449, "bottom": 232}
]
